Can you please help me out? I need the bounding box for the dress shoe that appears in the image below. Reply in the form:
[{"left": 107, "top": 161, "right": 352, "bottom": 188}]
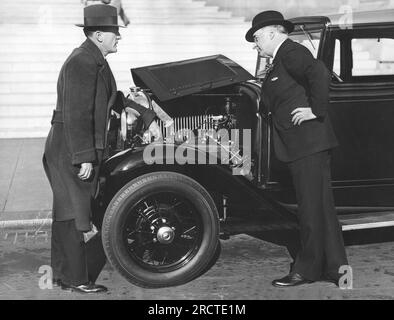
[
  {"left": 61, "top": 282, "right": 108, "bottom": 294},
  {"left": 272, "top": 272, "right": 314, "bottom": 287}
]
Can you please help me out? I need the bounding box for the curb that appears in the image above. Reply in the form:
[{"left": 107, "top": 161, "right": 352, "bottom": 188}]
[
  {"left": 0, "top": 218, "right": 52, "bottom": 230},
  {"left": 0, "top": 210, "right": 52, "bottom": 231}
]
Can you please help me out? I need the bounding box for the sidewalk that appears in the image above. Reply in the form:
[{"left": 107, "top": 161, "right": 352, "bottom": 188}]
[{"left": 0, "top": 138, "right": 52, "bottom": 225}]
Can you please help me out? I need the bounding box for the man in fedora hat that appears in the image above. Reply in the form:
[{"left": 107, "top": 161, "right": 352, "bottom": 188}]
[
  {"left": 43, "top": 4, "right": 160, "bottom": 293},
  {"left": 246, "top": 11, "right": 348, "bottom": 287}
]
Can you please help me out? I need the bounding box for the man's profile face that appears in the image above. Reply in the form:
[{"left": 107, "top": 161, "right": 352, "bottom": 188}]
[
  {"left": 98, "top": 27, "right": 121, "bottom": 55},
  {"left": 253, "top": 27, "right": 274, "bottom": 58}
]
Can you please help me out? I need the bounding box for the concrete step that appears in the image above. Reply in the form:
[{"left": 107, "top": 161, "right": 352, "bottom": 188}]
[
  {"left": 0, "top": 10, "right": 232, "bottom": 19},
  {"left": 1, "top": 4, "right": 218, "bottom": 12},
  {"left": 0, "top": 1, "right": 251, "bottom": 138},
  {"left": 0, "top": 24, "right": 249, "bottom": 38},
  {"left": 1, "top": 17, "right": 245, "bottom": 25},
  {"left": 0, "top": 94, "right": 56, "bottom": 106},
  {"left": 0, "top": 83, "right": 56, "bottom": 94},
  {"left": 0, "top": 58, "right": 256, "bottom": 79},
  {"left": 0, "top": 41, "right": 252, "bottom": 54},
  {"left": 0, "top": 0, "right": 245, "bottom": 24},
  {"left": 0, "top": 106, "right": 53, "bottom": 118},
  {"left": 0, "top": 116, "right": 50, "bottom": 129},
  {"left": 1, "top": 0, "right": 201, "bottom": 5},
  {"left": 0, "top": 127, "right": 50, "bottom": 138},
  {"left": 1, "top": 0, "right": 207, "bottom": 9}
]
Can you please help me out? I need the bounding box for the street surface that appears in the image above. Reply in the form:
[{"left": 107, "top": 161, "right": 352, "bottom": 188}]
[{"left": 1, "top": 228, "right": 394, "bottom": 300}]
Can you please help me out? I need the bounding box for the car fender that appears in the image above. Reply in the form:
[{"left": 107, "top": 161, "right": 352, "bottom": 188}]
[{"left": 101, "top": 142, "right": 295, "bottom": 222}]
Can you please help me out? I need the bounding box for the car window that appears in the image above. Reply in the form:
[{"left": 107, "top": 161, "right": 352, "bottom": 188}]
[
  {"left": 333, "top": 39, "right": 341, "bottom": 75},
  {"left": 330, "top": 26, "right": 394, "bottom": 83},
  {"left": 352, "top": 38, "right": 394, "bottom": 76}
]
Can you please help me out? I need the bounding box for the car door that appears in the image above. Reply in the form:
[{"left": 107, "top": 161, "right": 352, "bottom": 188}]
[{"left": 325, "top": 24, "right": 394, "bottom": 210}]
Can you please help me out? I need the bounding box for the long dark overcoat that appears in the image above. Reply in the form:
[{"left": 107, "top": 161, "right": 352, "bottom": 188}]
[{"left": 43, "top": 38, "right": 155, "bottom": 231}]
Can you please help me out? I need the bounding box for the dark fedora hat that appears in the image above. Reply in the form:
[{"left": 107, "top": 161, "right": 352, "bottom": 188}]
[
  {"left": 245, "top": 10, "right": 294, "bottom": 42},
  {"left": 76, "top": 4, "right": 126, "bottom": 28}
]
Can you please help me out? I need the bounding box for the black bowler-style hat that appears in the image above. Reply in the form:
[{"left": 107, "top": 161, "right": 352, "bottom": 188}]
[
  {"left": 75, "top": 4, "right": 126, "bottom": 28},
  {"left": 245, "top": 10, "right": 294, "bottom": 42}
]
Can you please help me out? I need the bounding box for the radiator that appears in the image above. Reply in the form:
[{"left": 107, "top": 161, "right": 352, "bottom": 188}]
[{"left": 157, "top": 114, "right": 215, "bottom": 142}]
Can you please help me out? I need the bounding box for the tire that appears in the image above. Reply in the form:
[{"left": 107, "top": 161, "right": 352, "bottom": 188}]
[
  {"left": 197, "top": 240, "right": 222, "bottom": 279},
  {"left": 102, "top": 171, "right": 220, "bottom": 288}
]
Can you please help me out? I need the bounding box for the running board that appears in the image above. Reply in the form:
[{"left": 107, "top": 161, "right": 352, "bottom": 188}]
[{"left": 340, "top": 211, "right": 394, "bottom": 231}]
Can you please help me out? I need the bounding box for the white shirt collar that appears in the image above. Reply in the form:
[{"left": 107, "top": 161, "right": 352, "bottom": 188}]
[{"left": 273, "top": 38, "right": 287, "bottom": 60}]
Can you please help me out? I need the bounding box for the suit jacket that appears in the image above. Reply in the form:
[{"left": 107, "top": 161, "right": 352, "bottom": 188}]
[
  {"left": 261, "top": 39, "right": 338, "bottom": 162},
  {"left": 43, "top": 38, "right": 155, "bottom": 231}
]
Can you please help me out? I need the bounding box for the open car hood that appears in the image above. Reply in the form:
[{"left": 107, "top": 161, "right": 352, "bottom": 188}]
[{"left": 130, "top": 55, "right": 253, "bottom": 102}]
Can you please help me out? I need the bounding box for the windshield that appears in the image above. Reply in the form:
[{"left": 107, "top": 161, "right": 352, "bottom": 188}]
[
  {"left": 255, "top": 24, "right": 324, "bottom": 79},
  {"left": 289, "top": 26, "right": 323, "bottom": 58}
]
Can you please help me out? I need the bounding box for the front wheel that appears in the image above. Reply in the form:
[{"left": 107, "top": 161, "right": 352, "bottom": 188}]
[{"left": 102, "top": 171, "right": 220, "bottom": 288}]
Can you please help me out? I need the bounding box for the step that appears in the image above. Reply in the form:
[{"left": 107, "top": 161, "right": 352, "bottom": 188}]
[
  {"left": 0, "top": 42, "right": 251, "bottom": 53},
  {"left": 0, "top": 17, "right": 245, "bottom": 25},
  {"left": 1, "top": 0, "right": 202, "bottom": 5},
  {"left": 0, "top": 54, "right": 254, "bottom": 69},
  {"left": 0, "top": 48, "right": 252, "bottom": 66},
  {"left": 0, "top": 1, "right": 251, "bottom": 138},
  {"left": 340, "top": 211, "right": 394, "bottom": 231},
  {"left": 0, "top": 127, "right": 50, "bottom": 139},
  {"left": 0, "top": 10, "right": 232, "bottom": 19},
  {"left": 0, "top": 25, "right": 249, "bottom": 40},
  {"left": 0, "top": 116, "right": 50, "bottom": 129},
  {"left": 0, "top": 106, "right": 53, "bottom": 118},
  {"left": 0, "top": 93, "right": 56, "bottom": 106},
  {"left": 0, "top": 32, "right": 249, "bottom": 45},
  {"left": 0, "top": 4, "right": 219, "bottom": 12},
  {"left": 1, "top": 2, "right": 207, "bottom": 11},
  {"left": 0, "top": 83, "right": 55, "bottom": 94},
  {"left": 0, "top": 23, "right": 249, "bottom": 32}
]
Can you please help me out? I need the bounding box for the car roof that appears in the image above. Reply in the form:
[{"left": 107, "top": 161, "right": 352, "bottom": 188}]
[{"left": 290, "top": 9, "right": 394, "bottom": 29}]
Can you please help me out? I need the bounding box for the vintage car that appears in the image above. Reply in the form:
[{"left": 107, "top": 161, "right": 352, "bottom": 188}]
[{"left": 94, "top": 10, "right": 394, "bottom": 288}]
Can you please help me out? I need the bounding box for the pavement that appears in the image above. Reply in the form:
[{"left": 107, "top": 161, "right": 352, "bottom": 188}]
[
  {"left": 1, "top": 138, "right": 394, "bottom": 300},
  {"left": 1, "top": 230, "right": 394, "bottom": 300},
  {"left": 0, "top": 138, "right": 52, "bottom": 225}
]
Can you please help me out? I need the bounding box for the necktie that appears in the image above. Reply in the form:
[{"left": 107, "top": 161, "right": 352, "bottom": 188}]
[{"left": 262, "top": 63, "right": 274, "bottom": 78}]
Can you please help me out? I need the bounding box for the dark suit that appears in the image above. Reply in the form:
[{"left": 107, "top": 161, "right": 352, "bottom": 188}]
[
  {"left": 43, "top": 38, "right": 155, "bottom": 285},
  {"left": 261, "top": 39, "right": 348, "bottom": 281}
]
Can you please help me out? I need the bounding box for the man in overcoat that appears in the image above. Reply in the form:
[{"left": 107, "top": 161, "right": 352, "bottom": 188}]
[
  {"left": 43, "top": 4, "right": 159, "bottom": 293},
  {"left": 245, "top": 11, "right": 349, "bottom": 287}
]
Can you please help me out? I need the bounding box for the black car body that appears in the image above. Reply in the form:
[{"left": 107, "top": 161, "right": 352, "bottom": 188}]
[{"left": 96, "top": 10, "right": 394, "bottom": 288}]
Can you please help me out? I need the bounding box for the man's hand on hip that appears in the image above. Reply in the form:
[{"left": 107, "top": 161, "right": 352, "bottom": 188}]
[
  {"left": 291, "top": 107, "right": 317, "bottom": 125},
  {"left": 78, "top": 162, "right": 93, "bottom": 180}
]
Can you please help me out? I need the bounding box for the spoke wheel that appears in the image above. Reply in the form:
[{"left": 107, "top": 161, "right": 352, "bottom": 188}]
[
  {"left": 123, "top": 192, "right": 203, "bottom": 272},
  {"left": 102, "top": 172, "right": 220, "bottom": 288}
]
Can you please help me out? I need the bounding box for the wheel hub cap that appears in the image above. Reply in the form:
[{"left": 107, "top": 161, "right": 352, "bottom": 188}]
[{"left": 157, "top": 226, "right": 175, "bottom": 244}]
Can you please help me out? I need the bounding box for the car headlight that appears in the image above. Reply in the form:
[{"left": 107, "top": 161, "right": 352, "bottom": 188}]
[{"left": 120, "top": 107, "right": 140, "bottom": 142}]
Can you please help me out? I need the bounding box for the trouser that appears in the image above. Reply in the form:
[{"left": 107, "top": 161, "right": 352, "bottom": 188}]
[
  {"left": 51, "top": 219, "right": 107, "bottom": 286},
  {"left": 288, "top": 150, "right": 348, "bottom": 281}
]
